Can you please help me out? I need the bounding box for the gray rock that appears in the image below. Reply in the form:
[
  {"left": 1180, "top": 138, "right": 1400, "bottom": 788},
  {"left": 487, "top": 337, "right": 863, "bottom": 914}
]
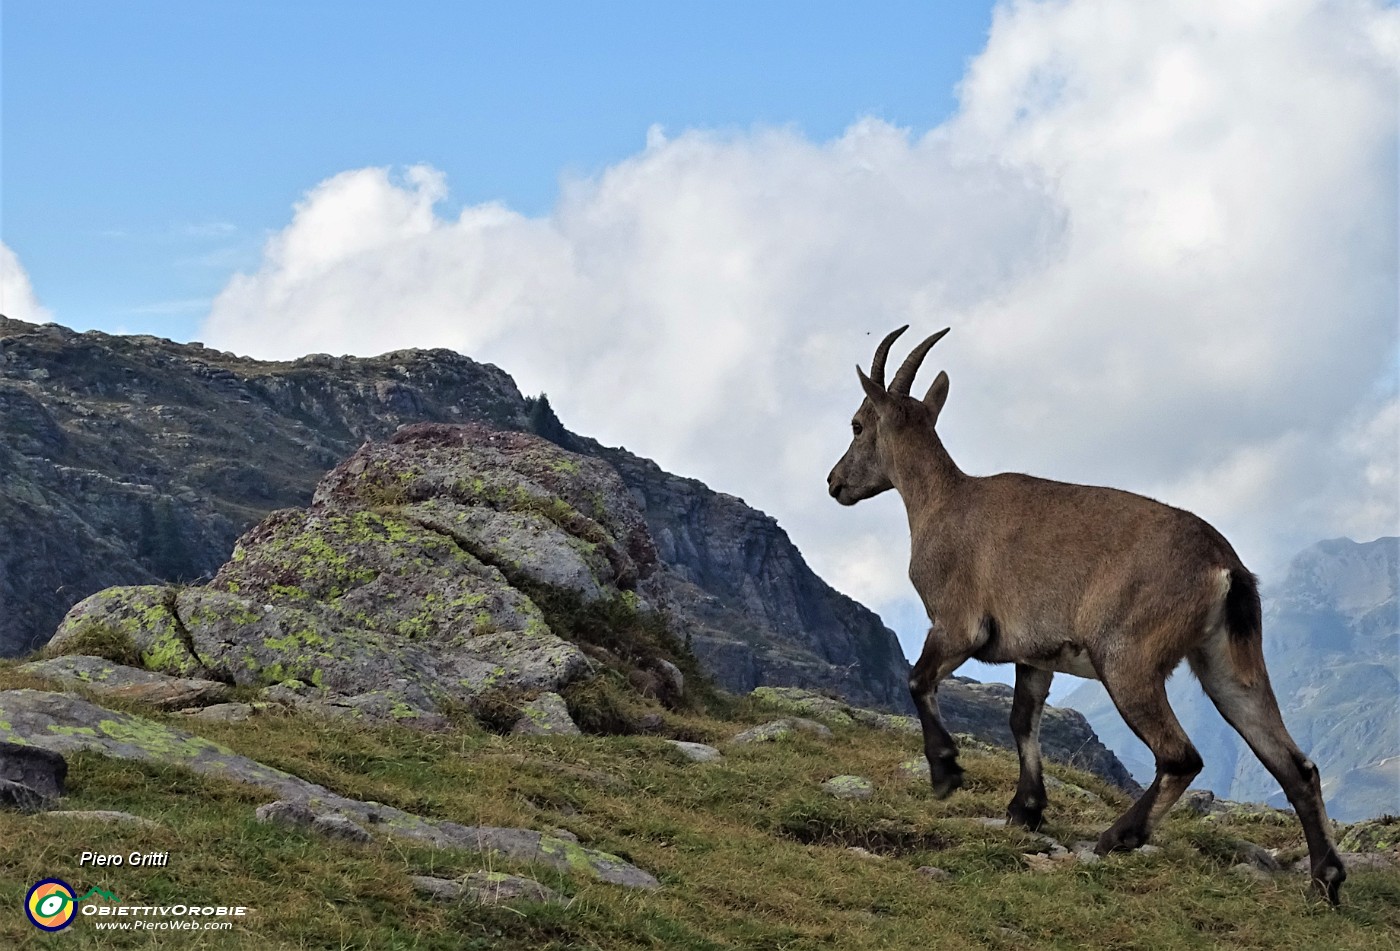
[
  {"left": 0, "top": 739, "right": 66, "bottom": 799},
  {"left": 0, "top": 778, "right": 53, "bottom": 812},
  {"left": 1072, "top": 841, "right": 1101, "bottom": 865},
  {"left": 1337, "top": 816, "right": 1400, "bottom": 852},
  {"left": 461, "top": 870, "right": 564, "bottom": 904},
  {"left": 654, "top": 659, "right": 685, "bottom": 699},
  {"left": 414, "top": 871, "right": 565, "bottom": 905},
  {"left": 1173, "top": 788, "right": 1215, "bottom": 817},
  {"left": 821, "top": 775, "right": 874, "bottom": 800},
  {"left": 311, "top": 814, "right": 373, "bottom": 844},
  {"left": 916, "top": 866, "right": 952, "bottom": 880},
  {"left": 664, "top": 740, "right": 722, "bottom": 763},
  {"left": 731, "top": 718, "right": 832, "bottom": 744},
  {"left": 511, "top": 692, "right": 581, "bottom": 736},
  {"left": 0, "top": 690, "right": 658, "bottom": 889},
  {"left": 411, "top": 875, "right": 465, "bottom": 901},
  {"left": 188, "top": 702, "right": 256, "bottom": 722},
  {"left": 255, "top": 799, "right": 318, "bottom": 828},
  {"left": 896, "top": 759, "right": 931, "bottom": 782},
  {"left": 1230, "top": 862, "right": 1273, "bottom": 882},
  {"left": 1235, "top": 840, "right": 1281, "bottom": 873},
  {"left": 18, "top": 655, "right": 230, "bottom": 709},
  {"left": 40, "top": 810, "right": 163, "bottom": 829}
]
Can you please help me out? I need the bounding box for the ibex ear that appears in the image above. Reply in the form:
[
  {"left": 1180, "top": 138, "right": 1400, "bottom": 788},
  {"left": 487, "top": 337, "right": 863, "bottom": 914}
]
[
  {"left": 923, "top": 370, "right": 949, "bottom": 421},
  {"left": 856, "top": 365, "right": 890, "bottom": 413}
]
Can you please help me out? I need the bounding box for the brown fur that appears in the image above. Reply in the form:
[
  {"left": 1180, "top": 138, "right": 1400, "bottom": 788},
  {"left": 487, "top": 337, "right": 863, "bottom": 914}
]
[{"left": 827, "top": 326, "right": 1345, "bottom": 904}]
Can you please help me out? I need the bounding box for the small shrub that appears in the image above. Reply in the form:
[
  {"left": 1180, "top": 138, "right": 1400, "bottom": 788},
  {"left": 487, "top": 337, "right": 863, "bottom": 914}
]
[{"left": 44, "top": 620, "right": 140, "bottom": 666}]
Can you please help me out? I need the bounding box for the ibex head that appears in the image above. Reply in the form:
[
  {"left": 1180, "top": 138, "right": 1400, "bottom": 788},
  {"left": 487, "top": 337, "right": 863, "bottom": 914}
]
[{"left": 826, "top": 325, "right": 951, "bottom": 505}]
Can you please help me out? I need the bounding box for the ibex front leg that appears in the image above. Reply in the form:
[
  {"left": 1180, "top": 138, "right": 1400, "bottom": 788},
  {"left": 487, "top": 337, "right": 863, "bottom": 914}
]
[
  {"left": 909, "top": 621, "right": 974, "bottom": 798},
  {"left": 1007, "top": 664, "right": 1053, "bottom": 831}
]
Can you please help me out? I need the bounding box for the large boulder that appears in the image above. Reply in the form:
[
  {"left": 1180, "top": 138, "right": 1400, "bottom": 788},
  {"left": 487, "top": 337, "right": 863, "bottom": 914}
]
[{"left": 48, "top": 423, "right": 694, "bottom": 716}]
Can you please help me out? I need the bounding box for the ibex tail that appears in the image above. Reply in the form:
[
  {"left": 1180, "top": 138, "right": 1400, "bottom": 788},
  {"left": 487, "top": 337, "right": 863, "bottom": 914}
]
[{"left": 1224, "top": 568, "right": 1266, "bottom": 688}]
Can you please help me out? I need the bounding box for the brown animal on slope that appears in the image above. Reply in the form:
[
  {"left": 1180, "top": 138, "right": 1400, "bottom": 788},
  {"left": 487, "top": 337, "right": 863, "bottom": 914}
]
[{"left": 826, "top": 326, "right": 1346, "bottom": 904}]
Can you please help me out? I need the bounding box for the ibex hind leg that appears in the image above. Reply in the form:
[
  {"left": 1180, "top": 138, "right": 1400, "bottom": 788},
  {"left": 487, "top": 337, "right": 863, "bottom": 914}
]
[
  {"left": 909, "top": 625, "right": 975, "bottom": 799},
  {"left": 1006, "top": 664, "right": 1053, "bottom": 831},
  {"left": 1189, "top": 635, "right": 1346, "bottom": 904},
  {"left": 1094, "top": 664, "right": 1201, "bottom": 854}
]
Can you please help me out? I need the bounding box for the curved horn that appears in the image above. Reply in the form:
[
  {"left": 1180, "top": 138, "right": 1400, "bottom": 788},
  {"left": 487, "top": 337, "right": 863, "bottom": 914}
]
[
  {"left": 870, "top": 325, "right": 909, "bottom": 389},
  {"left": 889, "top": 328, "right": 951, "bottom": 396}
]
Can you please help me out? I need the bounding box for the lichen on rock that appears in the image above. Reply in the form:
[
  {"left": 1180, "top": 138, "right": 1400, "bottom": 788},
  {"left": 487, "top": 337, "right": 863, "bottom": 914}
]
[{"left": 46, "top": 423, "right": 702, "bottom": 718}]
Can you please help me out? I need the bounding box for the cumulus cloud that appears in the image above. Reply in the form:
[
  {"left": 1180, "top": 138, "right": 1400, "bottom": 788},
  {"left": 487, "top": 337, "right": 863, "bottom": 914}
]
[
  {"left": 203, "top": 0, "right": 1399, "bottom": 660},
  {"left": 0, "top": 243, "right": 54, "bottom": 324}
]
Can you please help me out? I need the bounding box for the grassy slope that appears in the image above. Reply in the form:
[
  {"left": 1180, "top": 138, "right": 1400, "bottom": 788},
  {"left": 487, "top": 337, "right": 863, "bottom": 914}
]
[{"left": 1, "top": 668, "right": 1397, "bottom": 950}]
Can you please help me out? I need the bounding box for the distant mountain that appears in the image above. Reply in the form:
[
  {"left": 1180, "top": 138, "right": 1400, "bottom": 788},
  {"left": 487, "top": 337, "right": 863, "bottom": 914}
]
[{"left": 1063, "top": 537, "right": 1399, "bottom": 822}]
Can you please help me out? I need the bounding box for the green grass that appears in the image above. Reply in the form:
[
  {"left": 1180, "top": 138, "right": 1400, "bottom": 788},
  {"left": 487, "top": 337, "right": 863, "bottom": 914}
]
[{"left": 2, "top": 669, "right": 1397, "bottom": 949}]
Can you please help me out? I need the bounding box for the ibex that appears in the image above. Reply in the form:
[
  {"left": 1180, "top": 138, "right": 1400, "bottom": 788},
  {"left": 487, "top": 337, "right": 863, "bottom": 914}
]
[{"left": 827, "top": 326, "right": 1345, "bottom": 904}]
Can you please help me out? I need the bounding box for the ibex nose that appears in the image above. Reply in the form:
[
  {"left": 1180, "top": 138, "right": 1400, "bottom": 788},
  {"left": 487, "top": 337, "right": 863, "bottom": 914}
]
[{"left": 827, "top": 472, "right": 842, "bottom": 499}]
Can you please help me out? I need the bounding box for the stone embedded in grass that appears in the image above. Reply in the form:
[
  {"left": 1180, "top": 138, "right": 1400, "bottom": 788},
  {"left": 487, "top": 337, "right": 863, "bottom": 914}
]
[
  {"left": 1226, "top": 839, "right": 1282, "bottom": 873},
  {"left": 1231, "top": 862, "right": 1273, "bottom": 882},
  {"left": 39, "top": 810, "right": 164, "bottom": 829},
  {"left": 731, "top": 718, "right": 832, "bottom": 744},
  {"left": 665, "top": 740, "right": 722, "bottom": 763},
  {"left": 411, "top": 875, "right": 464, "bottom": 901},
  {"left": 412, "top": 871, "right": 564, "bottom": 905},
  {"left": 916, "top": 866, "right": 952, "bottom": 881},
  {"left": 187, "top": 702, "right": 257, "bottom": 722},
  {"left": 256, "top": 799, "right": 319, "bottom": 828},
  {"left": 0, "top": 778, "right": 53, "bottom": 812},
  {"left": 822, "top": 775, "right": 874, "bottom": 800},
  {"left": 0, "top": 739, "right": 67, "bottom": 800},
  {"left": 511, "top": 692, "right": 582, "bottom": 736},
  {"left": 896, "top": 759, "right": 930, "bottom": 782},
  {"left": 1173, "top": 788, "right": 1216, "bottom": 817},
  {"left": 311, "top": 814, "right": 373, "bottom": 844},
  {"left": 462, "top": 870, "right": 564, "bottom": 904},
  {"left": 18, "top": 655, "right": 231, "bottom": 710},
  {"left": 0, "top": 689, "right": 662, "bottom": 890}
]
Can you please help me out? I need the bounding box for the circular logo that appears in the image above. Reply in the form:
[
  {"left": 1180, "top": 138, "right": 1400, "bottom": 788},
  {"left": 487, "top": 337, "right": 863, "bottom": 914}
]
[{"left": 26, "top": 879, "right": 76, "bottom": 931}]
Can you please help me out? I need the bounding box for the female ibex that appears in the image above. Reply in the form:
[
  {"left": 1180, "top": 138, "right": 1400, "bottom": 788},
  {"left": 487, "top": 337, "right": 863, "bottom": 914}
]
[{"left": 827, "top": 326, "right": 1345, "bottom": 903}]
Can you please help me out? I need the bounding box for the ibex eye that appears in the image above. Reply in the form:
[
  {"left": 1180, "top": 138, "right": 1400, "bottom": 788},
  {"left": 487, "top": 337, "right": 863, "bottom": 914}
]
[{"left": 852, "top": 422, "right": 863, "bottom": 436}]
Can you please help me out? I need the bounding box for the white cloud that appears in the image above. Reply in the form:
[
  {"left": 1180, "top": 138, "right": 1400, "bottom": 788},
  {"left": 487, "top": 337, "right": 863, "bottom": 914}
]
[
  {"left": 0, "top": 243, "right": 54, "bottom": 325},
  {"left": 203, "top": 0, "right": 1399, "bottom": 661}
]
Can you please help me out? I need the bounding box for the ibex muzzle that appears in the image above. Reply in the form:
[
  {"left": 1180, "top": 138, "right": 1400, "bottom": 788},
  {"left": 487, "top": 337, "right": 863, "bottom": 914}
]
[{"left": 829, "top": 326, "right": 1346, "bottom": 904}]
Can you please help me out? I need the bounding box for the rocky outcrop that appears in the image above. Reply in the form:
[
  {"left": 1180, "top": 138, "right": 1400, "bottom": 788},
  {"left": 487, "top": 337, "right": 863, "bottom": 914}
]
[
  {"left": 1, "top": 316, "right": 908, "bottom": 716},
  {"left": 48, "top": 423, "right": 684, "bottom": 716}
]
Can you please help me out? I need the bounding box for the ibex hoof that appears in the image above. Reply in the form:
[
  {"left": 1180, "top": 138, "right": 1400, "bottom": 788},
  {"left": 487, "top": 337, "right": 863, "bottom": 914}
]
[
  {"left": 1006, "top": 802, "right": 1045, "bottom": 832},
  {"left": 929, "top": 766, "right": 964, "bottom": 800},
  {"left": 1313, "top": 856, "right": 1346, "bottom": 906},
  {"left": 1094, "top": 826, "right": 1146, "bottom": 855}
]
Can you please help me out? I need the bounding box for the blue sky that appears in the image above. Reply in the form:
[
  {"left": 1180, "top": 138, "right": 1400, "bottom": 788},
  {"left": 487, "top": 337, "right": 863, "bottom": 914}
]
[{"left": 4, "top": 1, "right": 994, "bottom": 337}]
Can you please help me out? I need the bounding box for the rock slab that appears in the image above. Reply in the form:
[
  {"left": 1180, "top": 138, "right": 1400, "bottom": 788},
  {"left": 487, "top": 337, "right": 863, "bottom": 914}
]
[{"left": 0, "top": 690, "right": 658, "bottom": 889}]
